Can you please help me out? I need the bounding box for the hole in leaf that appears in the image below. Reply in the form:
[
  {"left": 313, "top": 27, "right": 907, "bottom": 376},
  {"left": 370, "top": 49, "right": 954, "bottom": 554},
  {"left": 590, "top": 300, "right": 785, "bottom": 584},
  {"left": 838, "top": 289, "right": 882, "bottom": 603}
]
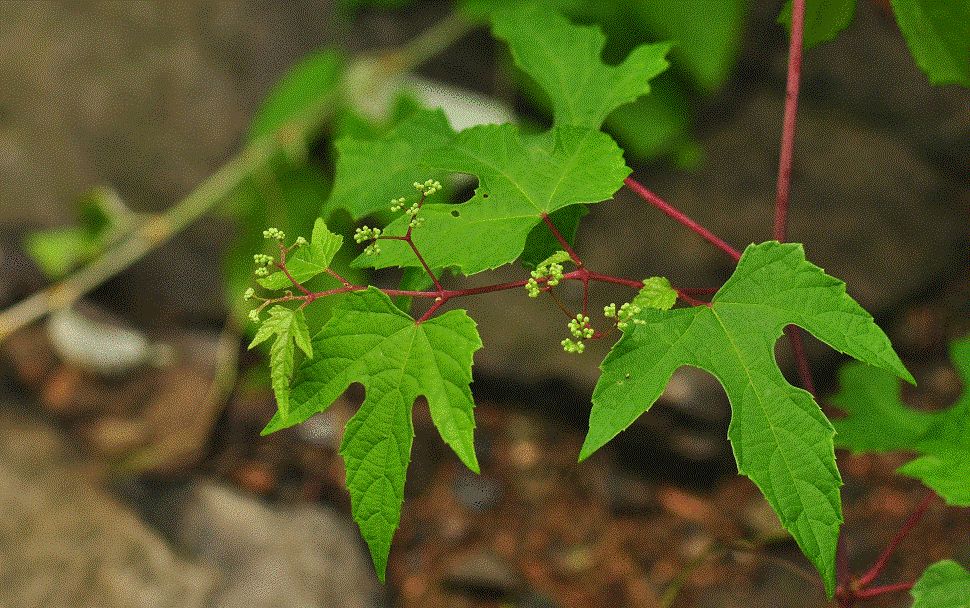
[
  {"left": 450, "top": 209, "right": 460, "bottom": 217},
  {"left": 482, "top": 193, "right": 489, "bottom": 199}
]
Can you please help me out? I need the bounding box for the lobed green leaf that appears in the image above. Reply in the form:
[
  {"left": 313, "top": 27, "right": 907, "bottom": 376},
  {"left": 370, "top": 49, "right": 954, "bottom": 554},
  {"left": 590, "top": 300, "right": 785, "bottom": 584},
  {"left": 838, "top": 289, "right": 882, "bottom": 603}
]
[
  {"left": 583, "top": 242, "right": 911, "bottom": 596},
  {"left": 262, "top": 288, "right": 482, "bottom": 579},
  {"left": 491, "top": 2, "right": 671, "bottom": 129},
  {"left": 354, "top": 124, "right": 629, "bottom": 275}
]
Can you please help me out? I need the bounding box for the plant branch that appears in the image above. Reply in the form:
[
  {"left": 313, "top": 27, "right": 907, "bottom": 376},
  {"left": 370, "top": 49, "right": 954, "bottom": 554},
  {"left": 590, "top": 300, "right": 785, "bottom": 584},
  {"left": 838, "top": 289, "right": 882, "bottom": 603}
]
[
  {"left": 854, "top": 581, "right": 914, "bottom": 599},
  {"left": 773, "top": 0, "right": 806, "bottom": 243},
  {"left": 276, "top": 243, "right": 312, "bottom": 296},
  {"left": 541, "top": 213, "right": 583, "bottom": 266},
  {"left": 854, "top": 492, "right": 936, "bottom": 590},
  {"left": 624, "top": 177, "right": 741, "bottom": 262},
  {"left": 0, "top": 12, "right": 471, "bottom": 344}
]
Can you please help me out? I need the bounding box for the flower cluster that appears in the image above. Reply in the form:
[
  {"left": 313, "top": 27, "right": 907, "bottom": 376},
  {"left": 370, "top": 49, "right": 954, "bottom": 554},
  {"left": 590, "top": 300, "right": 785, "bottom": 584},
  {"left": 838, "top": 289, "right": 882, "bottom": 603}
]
[
  {"left": 354, "top": 226, "right": 383, "bottom": 256},
  {"left": 262, "top": 227, "right": 285, "bottom": 241},
  {"left": 561, "top": 314, "right": 594, "bottom": 354},
  {"left": 525, "top": 262, "right": 564, "bottom": 297},
  {"left": 603, "top": 301, "right": 646, "bottom": 331},
  {"left": 253, "top": 253, "right": 275, "bottom": 277},
  {"left": 413, "top": 179, "right": 442, "bottom": 196}
]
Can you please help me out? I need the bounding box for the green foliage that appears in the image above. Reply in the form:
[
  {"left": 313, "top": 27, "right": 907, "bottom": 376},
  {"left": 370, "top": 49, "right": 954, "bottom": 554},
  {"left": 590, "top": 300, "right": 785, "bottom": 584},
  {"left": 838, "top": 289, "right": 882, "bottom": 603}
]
[
  {"left": 632, "top": 0, "right": 746, "bottom": 91},
  {"left": 248, "top": 50, "right": 345, "bottom": 142},
  {"left": 890, "top": 0, "right": 970, "bottom": 86},
  {"left": 323, "top": 109, "right": 455, "bottom": 220},
  {"left": 355, "top": 125, "right": 629, "bottom": 275},
  {"left": 263, "top": 288, "right": 482, "bottom": 579},
  {"left": 779, "top": 0, "right": 857, "bottom": 49},
  {"left": 581, "top": 242, "right": 912, "bottom": 594},
  {"left": 491, "top": 2, "right": 671, "bottom": 129},
  {"left": 257, "top": 219, "right": 343, "bottom": 290},
  {"left": 833, "top": 336, "right": 970, "bottom": 506},
  {"left": 777, "top": 0, "right": 969, "bottom": 88},
  {"left": 911, "top": 560, "right": 970, "bottom": 608},
  {"left": 248, "top": 305, "right": 313, "bottom": 417},
  {"left": 237, "top": 0, "right": 958, "bottom": 587},
  {"left": 25, "top": 187, "right": 132, "bottom": 279}
]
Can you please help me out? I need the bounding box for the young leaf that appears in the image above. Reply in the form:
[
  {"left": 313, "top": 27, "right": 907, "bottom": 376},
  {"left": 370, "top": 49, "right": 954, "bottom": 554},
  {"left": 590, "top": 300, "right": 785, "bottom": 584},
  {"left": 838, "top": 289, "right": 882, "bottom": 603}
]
[
  {"left": 491, "top": 2, "right": 671, "bottom": 128},
  {"left": 911, "top": 560, "right": 970, "bottom": 608},
  {"left": 249, "top": 306, "right": 313, "bottom": 416},
  {"left": 778, "top": 0, "right": 857, "bottom": 49},
  {"left": 890, "top": 0, "right": 970, "bottom": 87},
  {"left": 833, "top": 336, "right": 970, "bottom": 506},
  {"left": 257, "top": 218, "right": 343, "bottom": 290},
  {"left": 582, "top": 241, "right": 912, "bottom": 596},
  {"left": 322, "top": 108, "right": 455, "bottom": 220},
  {"left": 262, "top": 288, "right": 482, "bottom": 579},
  {"left": 355, "top": 124, "right": 629, "bottom": 275}
]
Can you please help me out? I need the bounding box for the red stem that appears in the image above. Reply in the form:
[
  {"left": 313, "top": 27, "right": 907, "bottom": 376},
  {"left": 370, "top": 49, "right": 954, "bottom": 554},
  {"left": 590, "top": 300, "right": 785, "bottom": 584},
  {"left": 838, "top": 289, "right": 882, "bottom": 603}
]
[
  {"left": 854, "top": 581, "right": 914, "bottom": 599},
  {"left": 541, "top": 213, "right": 583, "bottom": 267},
  {"left": 774, "top": 0, "right": 805, "bottom": 242},
  {"left": 787, "top": 326, "right": 816, "bottom": 396},
  {"left": 624, "top": 177, "right": 741, "bottom": 262},
  {"left": 854, "top": 492, "right": 936, "bottom": 590},
  {"left": 274, "top": 245, "right": 311, "bottom": 296}
]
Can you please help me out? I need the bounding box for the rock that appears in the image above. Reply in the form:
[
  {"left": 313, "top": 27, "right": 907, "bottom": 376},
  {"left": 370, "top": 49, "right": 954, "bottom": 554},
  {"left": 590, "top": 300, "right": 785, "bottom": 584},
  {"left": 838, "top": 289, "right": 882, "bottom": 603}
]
[
  {"left": 0, "top": 402, "right": 216, "bottom": 607},
  {"left": 176, "top": 480, "right": 382, "bottom": 608},
  {"left": 453, "top": 469, "right": 503, "bottom": 512}
]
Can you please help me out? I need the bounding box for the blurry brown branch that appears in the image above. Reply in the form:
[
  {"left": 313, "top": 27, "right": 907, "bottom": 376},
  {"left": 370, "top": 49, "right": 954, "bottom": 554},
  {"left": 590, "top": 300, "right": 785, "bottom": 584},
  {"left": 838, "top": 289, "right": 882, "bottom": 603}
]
[{"left": 0, "top": 11, "right": 472, "bottom": 344}]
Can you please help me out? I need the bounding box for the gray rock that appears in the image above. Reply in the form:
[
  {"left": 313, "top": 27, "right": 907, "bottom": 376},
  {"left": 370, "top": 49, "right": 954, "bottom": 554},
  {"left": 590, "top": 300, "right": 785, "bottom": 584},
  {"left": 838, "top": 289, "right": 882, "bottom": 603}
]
[
  {"left": 0, "top": 403, "right": 216, "bottom": 608},
  {"left": 177, "top": 480, "right": 382, "bottom": 608}
]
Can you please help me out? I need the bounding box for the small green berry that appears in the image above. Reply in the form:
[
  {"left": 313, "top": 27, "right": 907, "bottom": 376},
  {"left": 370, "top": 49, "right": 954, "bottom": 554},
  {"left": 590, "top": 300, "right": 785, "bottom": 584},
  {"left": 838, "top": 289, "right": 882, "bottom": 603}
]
[{"left": 243, "top": 287, "right": 256, "bottom": 300}]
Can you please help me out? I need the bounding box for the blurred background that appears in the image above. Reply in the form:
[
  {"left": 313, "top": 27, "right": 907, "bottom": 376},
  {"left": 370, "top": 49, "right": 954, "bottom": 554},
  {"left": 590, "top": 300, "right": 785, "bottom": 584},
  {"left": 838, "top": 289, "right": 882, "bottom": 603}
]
[{"left": 0, "top": 1, "right": 967, "bottom": 607}]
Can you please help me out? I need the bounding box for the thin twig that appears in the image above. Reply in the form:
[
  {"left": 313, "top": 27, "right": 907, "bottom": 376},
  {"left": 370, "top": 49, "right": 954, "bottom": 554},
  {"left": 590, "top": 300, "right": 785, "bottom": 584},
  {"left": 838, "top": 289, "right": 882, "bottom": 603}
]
[
  {"left": 773, "top": 0, "right": 806, "bottom": 243},
  {"left": 855, "top": 492, "right": 936, "bottom": 589},
  {"left": 624, "top": 177, "right": 741, "bottom": 262},
  {"left": 541, "top": 213, "right": 583, "bottom": 266},
  {"left": 0, "top": 12, "right": 472, "bottom": 344}
]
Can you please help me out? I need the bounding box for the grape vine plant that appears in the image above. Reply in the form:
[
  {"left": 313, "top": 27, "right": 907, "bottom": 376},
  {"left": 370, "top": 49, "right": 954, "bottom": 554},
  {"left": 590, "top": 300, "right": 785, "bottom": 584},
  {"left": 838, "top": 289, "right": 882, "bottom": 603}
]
[{"left": 242, "top": 1, "right": 969, "bottom": 605}]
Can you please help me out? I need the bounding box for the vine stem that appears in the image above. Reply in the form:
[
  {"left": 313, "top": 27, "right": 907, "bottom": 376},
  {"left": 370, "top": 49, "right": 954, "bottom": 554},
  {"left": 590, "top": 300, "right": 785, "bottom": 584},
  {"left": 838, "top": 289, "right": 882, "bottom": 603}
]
[
  {"left": 854, "top": 492, "right": 936, "bottom": 590},
  {"left": 854, "top": 581, "right": 914, "bottom": 599},
  {"left": 623, "top": 177, "right": 741, "bottom": 262},
  {"left": 0, "top": 11, "right": 472, "bottom": 344},
  {"left": 774, "top": 0, "right": 805, "bottom": 243}
]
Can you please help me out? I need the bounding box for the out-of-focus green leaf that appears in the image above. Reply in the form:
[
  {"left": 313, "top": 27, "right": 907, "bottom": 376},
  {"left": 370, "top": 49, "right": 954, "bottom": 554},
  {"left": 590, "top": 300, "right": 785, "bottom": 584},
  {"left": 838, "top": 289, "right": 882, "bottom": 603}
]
[
  {"left": 890, "top": 0, "right": 970, "bottom": 87},
  {"left": 634, "top": 0, "right": 747, "bottom": 91},
  {"left": 778, "top": 0, "right": 857, "bottom": 49}
]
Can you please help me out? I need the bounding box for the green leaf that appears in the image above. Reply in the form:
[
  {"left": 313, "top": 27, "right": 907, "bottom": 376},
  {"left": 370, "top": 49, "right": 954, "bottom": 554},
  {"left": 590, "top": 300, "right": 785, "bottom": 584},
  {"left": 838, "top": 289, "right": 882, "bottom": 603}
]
[
  {"left": 582, "top": 242, "right": 911, "bottom": 596},
  {"left": 323, "top": 108, "right": 456, "bottom": 220},
  {"left": 520, "top": 205, "right": 588, "bottom": 269},
  {"left": 491, "top": 2, "right": 671, "bottom": 128},
  {"left": 890, "top": 0, "right": 970, "bottom": 87},
  {"left": 911, "top": 560, "right": 970, "bottom": 608},
  {"left": 633, "top": 277, "right": 678, "bottom": 312},
  {"left": 634, "top": 0, "right": 746, "bottom": 90},
  {"left": 262, "top": 288, "right": 482, "bottom": 579},
  {"left": 257, "top": 218, "right": 343, "bottom": 290},
  {"left": 354, "top": 124, "right": 630, "bottom": 275},
  {"left": 224, "top": 165, "right": 332, "bottom": 326},
  {"left": 248, "top": 49, "right": 345, "bottom": 141},
  {"left": 833, "top": 336, "right": 970, "bottom": 506},
  {"left": 249, "top": 306, "right": 313, "bottom": 416},
  {"left": 25, "top": 186, "right": 132, "bottom": 280},
  {"left": 778, "top": 0, "right": 857, "bottom": 49}
]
